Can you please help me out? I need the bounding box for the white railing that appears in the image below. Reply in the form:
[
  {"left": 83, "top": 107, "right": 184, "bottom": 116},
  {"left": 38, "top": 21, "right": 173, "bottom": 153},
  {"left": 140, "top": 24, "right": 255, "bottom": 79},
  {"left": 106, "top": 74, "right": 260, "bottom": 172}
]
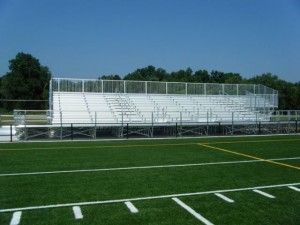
[
  {"left": 50, "top": 78, "right": 278, "bottom": 96},
  {"left": 11, "top": 109, "right": 300, "bottom": 127}
]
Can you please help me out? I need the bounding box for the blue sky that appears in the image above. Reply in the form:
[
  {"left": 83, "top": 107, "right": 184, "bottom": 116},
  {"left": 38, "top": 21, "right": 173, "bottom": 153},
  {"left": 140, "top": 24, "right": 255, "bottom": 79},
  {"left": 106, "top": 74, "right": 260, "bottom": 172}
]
[{"left": 0, "top": 0, "right": 299, "bottom": 82}]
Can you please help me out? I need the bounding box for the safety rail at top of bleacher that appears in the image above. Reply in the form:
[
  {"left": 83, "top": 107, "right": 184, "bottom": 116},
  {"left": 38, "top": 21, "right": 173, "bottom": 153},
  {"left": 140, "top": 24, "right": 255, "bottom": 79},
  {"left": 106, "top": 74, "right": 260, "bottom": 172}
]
[
  {"left": 50, "top": 78, "right": 278, "bottom": 96},
  {"left": 49, "top": 78, "right": 279, "bottom": 113}
]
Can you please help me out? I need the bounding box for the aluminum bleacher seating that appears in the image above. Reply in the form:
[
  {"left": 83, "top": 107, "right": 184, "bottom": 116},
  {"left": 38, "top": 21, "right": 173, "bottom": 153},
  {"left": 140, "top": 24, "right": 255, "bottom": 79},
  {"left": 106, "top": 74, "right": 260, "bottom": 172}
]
[{"left": 51, "top": 92, "right": 268, "bottom": 124}]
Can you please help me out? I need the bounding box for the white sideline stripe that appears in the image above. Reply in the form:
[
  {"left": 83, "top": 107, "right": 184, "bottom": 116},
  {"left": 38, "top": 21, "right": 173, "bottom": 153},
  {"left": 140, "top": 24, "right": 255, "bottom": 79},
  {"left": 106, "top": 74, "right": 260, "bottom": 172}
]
[
  {"left": 72, "top": 206, "right": 83, "bottom": 219},
  {"left": 253, "top": 189, "right": 275, "bottom": 198},
  {"left": 214, "top": 193, "right": 234, "bottom": 203},
  {"left": 288, "top": 186, "right": 300, "bottom": 192},
  {"left": 125, "top": 201, "right": 139, "bottom": 213},
  {"left": 172, "top": 198, "right": 214, "bottom": 225},
  {"left": 10, "top": 211, "right": 22, "bottom": 225},
  {"left": 1, "top": 156, "right": 300, "bottom": 177},
  {"left": 0, "top": 182, "right": 298, "bottom": 213}
]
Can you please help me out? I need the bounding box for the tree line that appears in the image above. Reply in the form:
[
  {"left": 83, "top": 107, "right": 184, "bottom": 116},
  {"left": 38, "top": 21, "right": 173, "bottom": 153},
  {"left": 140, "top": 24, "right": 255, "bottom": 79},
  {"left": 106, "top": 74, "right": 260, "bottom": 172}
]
[
  {"left": 0, "top": 53, "right": 51, "bottom": 112},
  {"left": 0, "top": 53, "right": 299, "bottom": 112},
  {"left": 100, "top": 65, "right": 300, "bottom": 110}
]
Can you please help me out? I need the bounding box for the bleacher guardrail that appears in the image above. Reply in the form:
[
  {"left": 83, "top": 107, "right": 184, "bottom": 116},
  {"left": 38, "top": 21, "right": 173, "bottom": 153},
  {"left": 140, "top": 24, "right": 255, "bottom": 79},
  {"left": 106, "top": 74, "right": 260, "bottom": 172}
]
[
  {"left": 2, "top": 109, "right": 298, "bottom": 142},
  {"left": 50, "top": 78, "right": 278, "bottom": 95}
]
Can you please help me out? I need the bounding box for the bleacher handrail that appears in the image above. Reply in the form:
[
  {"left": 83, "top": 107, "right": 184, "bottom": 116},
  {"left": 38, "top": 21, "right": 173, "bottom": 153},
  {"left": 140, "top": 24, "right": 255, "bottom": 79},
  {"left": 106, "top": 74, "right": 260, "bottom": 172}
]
[{"left": 50, "top": 78, "right": 278, "bottom": 97}]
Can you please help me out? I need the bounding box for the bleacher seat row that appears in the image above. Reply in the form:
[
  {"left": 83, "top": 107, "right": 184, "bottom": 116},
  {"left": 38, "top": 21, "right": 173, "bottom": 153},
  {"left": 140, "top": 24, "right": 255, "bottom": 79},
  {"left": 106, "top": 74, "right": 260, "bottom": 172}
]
[{"left": 51, "top": 92, "right": 272, "bottom": 124}]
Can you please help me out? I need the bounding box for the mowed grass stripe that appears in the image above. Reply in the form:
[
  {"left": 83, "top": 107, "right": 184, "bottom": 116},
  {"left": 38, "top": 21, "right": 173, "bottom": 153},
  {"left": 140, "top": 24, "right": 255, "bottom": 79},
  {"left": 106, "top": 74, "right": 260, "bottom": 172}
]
[
  {"left": 1, "top": 137, "right": 299, "bottom": 176},
  {"left": 1, "top": 159, "right": 299, "bottom": 210},
  {"left": 201, "top": 138, "right": 300, "bottom": 145},
  {"left": 0, "top": 143, "right": 197, "bottom": 151},
  {"left": 1, "top": 156, "right": 300, "bottom": 177},
  {"left": 0, "top": 144, "right": 239, "bottom": 174},
  {"left": 1, "top": 182, "right": 299, "bottom": 213},
  {"left": 0, "top": 137, "right": 299, "bottom": 151}
]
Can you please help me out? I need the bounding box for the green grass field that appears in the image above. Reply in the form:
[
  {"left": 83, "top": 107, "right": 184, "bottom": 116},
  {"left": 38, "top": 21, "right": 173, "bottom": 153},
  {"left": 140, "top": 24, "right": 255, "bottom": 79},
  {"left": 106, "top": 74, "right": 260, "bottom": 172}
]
[{"left": 0, "top": 135, "right": 299, "bottom": 225}]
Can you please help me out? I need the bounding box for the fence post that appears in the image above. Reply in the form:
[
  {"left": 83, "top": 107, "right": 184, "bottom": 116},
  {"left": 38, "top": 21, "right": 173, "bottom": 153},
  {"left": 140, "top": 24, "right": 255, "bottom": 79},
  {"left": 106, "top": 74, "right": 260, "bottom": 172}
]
[
  {"left": 121, "top": 112, "right": 124, "bottom": 138},
  {"left": 296, "top": 120, "right": 298, "bottom": 133},
  {"left": 71, "top": 123, "right": 73, "bottom": 140},
  {"left": 94, "top": 112, "right": 97, "bottom": 139},
  {"left": 145, "top": 81, "right": 148, "bottom": 94},
  {"left": 24, "top": 112, "right": 27, "bottom": 141},
  {"left": 231, "top": 112, "right": 234, "bottom": 135},
  {"left": 218, "top": 122, "right": 221, "bottom": 135},
  {"left": 127, "top": 123, "right": 129, "bottom": 139},
  {"left": 180, "top": 112, "right": 182, "bottom": 135},
  {"left": 166, "top": 82, "right": 168, "bottom": 94},
  {"left": 60, "top": 112, "right": 63, "bottom": 140},
  {"left": 185, "top": 83, "right": 188, "bottom": 95},
  {"left": 10, "top": 124, "right": 13, "bottom": 142},
  {"left": 151, "top": 113, "right": 154, "bottom": 137}
]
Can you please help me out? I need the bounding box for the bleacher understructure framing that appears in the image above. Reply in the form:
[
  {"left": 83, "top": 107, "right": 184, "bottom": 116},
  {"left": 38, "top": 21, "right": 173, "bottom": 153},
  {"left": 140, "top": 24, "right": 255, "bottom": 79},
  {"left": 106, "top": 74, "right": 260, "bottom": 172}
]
[{"left": 14, "top": 78, "right": 297, "bottom": 141}]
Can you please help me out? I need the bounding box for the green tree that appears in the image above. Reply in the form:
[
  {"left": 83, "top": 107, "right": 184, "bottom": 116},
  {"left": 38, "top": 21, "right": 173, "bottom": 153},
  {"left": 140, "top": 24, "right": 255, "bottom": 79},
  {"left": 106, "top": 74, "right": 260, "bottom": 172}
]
[
  {"left": 295, "top": 82, "right": 300, "bottom": 109},
  {"left": 124, "top": 65, "right": 168, "bottom": 81},
  {"left": 153, "top": 68, "right": 168, "bottom": 81},
  {"left": 247, "top": 73, "right": 297, "bottom": 110},
  {"left": 1, "top": 52, "right": 51, "bottom": 111},
  {"left": 169, "top": 68, "right": 193, "bottom": 82},
  {"left": 124, "top": 70, "right": 145, "bottom": 81},
  {"left": 193, "top": 70, "right": 211, "bottom": 83},
  {"left": 99, "top": 74, "right": 121, "bottom": 80},
  {"left": 0, "top": 76, "right": 3, "bottom": 110},
  {"left": 247, "top": 73, "right": 280, "bottom": 88},
  {"left": 210, "top": 70, "right": 225, "bottom": 83},
  {"left": 224, "top": 73, "right": 243, "bottom": 84}
]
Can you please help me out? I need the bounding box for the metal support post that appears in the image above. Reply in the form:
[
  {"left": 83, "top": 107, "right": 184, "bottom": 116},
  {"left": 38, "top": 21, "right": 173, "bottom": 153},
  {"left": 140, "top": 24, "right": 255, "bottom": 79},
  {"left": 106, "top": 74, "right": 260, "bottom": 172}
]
[
  {"left": 94, "top": 112, "right": 97, "bottom": 139},
  {"left": 231, "top": 112, "right": 234, "bottom": 135},
  {"left": 10, "top": 124, "right": 13, "bottom": 142},
  {"left": 60, "top": 112, "right": 63, "bottom": 140},
  {"left": 71, "top": 123, "right": 73, "bottom": 140},
  {"left": 24, "top": 113, "right": 27, "bottom": 141},
  {"left": 151, "top": 113, "right": 154, "bottom": 137}
]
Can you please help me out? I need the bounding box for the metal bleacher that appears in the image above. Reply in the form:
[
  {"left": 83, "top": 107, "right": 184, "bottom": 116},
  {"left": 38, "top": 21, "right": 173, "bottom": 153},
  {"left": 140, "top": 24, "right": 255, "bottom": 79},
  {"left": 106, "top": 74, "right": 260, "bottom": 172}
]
[
  {"left": 50, "top": 79, "right": 278, "bottom": 125},
  {"left": 7, "top": 78, "right": 281, "bottom": 141}
]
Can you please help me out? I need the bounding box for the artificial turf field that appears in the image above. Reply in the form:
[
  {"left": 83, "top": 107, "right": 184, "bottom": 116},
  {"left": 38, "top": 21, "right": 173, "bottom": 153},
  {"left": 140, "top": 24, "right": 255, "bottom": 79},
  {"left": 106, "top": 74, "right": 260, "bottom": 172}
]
[{"left": 0, "top": 135, "right": 299, "bottom": 225}]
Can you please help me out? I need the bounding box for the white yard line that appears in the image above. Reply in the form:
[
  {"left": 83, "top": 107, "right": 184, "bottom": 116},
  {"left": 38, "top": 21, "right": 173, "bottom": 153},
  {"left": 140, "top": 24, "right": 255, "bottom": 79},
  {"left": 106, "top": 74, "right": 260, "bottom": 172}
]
[
  {"left": 0, "top": 182, "right": 298, "bottom": 213},
  {"left": 72, "top": 206, "right": 83, "bottom": 219},
  {"left": 1, "top": 156, "right": 299, "bottom": 177},
  {"left": 253, "top": 190, "right": 276, "bottom": 198},
  {"left": 9, "top": 211, "right": 22, "bottom": 225},
  {"left": 214, "top": 193, "right": 234, "bottom": 203},
  {"left": 172, "top": 198, "right": 214, "bottom": 225},
  {"left": 288, "top": 186, "right": 300, "bottom": 192},
  {"left": 125, "top": 201, "right": 139, "bottom": 213}
]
